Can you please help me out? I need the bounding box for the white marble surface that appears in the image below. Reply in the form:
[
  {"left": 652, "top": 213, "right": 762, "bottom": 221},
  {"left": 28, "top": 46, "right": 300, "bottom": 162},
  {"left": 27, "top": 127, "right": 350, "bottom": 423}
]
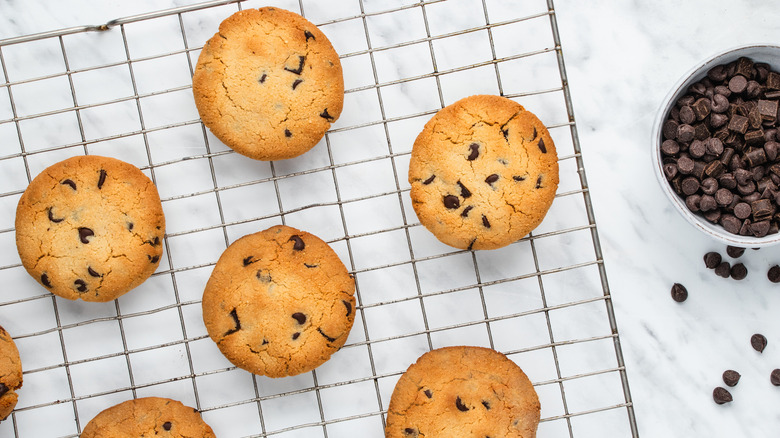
[{"left": 0, "top": 0, "right": 779, "bottom": 437}]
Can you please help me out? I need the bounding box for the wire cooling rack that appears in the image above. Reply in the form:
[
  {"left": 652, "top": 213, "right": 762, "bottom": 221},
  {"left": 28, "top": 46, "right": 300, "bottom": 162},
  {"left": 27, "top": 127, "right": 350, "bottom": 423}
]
[{"left": 0, "top": 0, "right": 638, "bottom": 437}]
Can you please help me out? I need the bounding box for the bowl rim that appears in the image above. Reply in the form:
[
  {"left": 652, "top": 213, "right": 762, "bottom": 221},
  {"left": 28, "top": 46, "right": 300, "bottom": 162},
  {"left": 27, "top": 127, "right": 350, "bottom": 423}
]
[{"left": 651, "top": 43, "right": 780, "bottom": 247}]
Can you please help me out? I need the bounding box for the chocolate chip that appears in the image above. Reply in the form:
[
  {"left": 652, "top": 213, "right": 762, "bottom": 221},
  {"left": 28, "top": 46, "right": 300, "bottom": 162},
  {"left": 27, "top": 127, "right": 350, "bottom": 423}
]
[
  {"left": 482, "top": 215, "right": 491, "bottom": 228},
  {"left": 535, "top": 175, "right": 543, "bottom": 189},
  {"left": 729, "top": 114, "right": 749, "bottom": 134},
  {"left": 467, "top": 143, "right": 479, "bottom": 160},
  {"left": 530, "top": 127, "right": 538, "bottom": 141},
  {"left": 679, "top": 105, "right": 695, "bottom": 124},
  {"left": 342, "top": 299, "right": 352, "bottom": 316},
  {"left": 284, "top": 55, "right": 305, "bottom": 75},
  {"left": 663, "top": 119, "right": 679, "bottom": 139},
  {"left": 88, "top": 267, "right": 101, "bottom": 277},
  {"left": 701, "top": 177, "right": 718, "bottom": 195},
  {"left": 320, "top": 108, "right": 334, "bottom": 121},
  {"left": 47, "top": 207, "right": 64, "bottom": 223},
  {"left": 485, "top": 174, "right": 499, "bottom": 185},
  {"left": 317, "top": 327, "right": 336, "bottom": 343},
  {"left": 460, "top": 205, "right": 473, "bottom": 217},
  {"left": 677, "top": 124, "right": 695, "bottom": 142},
  {"left": 704, "top": 252, "right": 722, "bottom": 268},
  {"left": 74, "top": 279, "right": 87, "bottom": 292},
  {"left": 148, "top": 255, "right": 160, "bottom": 264},
  {"left": 538, "top": 138, "right": 546, "bottom": 153},
  {"left": 677, "top": 156, "right": 695, "bottom": 174},
  {"left": 726, "top": 246, "right": 745, "bottom": 258},
  {"left": 772, "top": 369, "right": 780, "bottom": 386},
  {"left": 259, "top": 73, "right": 267, "bottom": 83},
  {"left": 768, "top": 265, "right": 780, "bottom": 283},
  {"left": 225, "top": 308, "right": 241, "bottom": 336},
  {"left": 512, "top": 175, "right": 527, "bottom": 182},
  {"left": 97, "top": 169, "right": 107, "bottom": 189},
  {"left": 715, "top": 261, "right": 731, "bottom": 278},
  {"left": 304, "top": 30, "right": 315, "bottom": 41},
  {"left": 292, "top": 312, "right": 306, "bottom": 324},
  {"left": 729, "top": 75, "right": 748, "bottom": 94},
  {"left": 422, "top": 175, "right": 435, "bottom": 185},
  {"left": 455, "top": 396, "right": 469, "bottom": 412},
  {"left": 78, "top": 227, "right": 94, "bottom": 244},
  {"left": 292, "top": 332, "right": 301, "bottom": 340},
  {"left": 424, "top": 389, "right": 432, "bottom": 398},
  {"left": 41, "top": 273, "right": 52, "bottom": 288},
  {"left": 689, "top": 140, "right": 706, "bottom": 158},
  {"left": 284, "top": 129, "right": 292, "bottom": 138},
  {"left": 403, "top": 428, "right": 418, "bottom": 437},
  {"left": 304, "top": 263, "right": 318, "bottom": 268},
  {"left": 713, "top": 387, "right": 733, "bottom": 404},
  {"left": 751, "top": 333, "right": 767, "bottom": 352},
  {"left": 128, "top": 222, "right": 134, "bottom": 231},
  {"left": 681, "top": 177, "right": 700, "bottom": 196},
  {"left": 481, "top": 400, "right": 490, "bottom": 410},
  {"left": 723, "top": 370, "right": 741, "bottom": 387},
  {"left": 457, "top": 181, "right": 471, "bottom": 198},
  {"left": 443, "top": 195, "right": 460, "bottom": 209},
  {"left": 289, "top": 235, "right": 305, "bottom": 251},
  {"left": 730, "top": 263, "right": 748, "bottom": 280},
  {"left": 0, "top": 383, "right": 7, "bottom": 397},
  {"left": 256, "top": 270, "right": 272, "bottom": 283},
  {"left": 292, "top": 79, "right": 303, "bottom": 90},
  {"left": 715, "top": 188, "right": 734, "bottom": 206},
  {"left": 661, "top": 139, "right": 680, "bottom": 155},
  {"left": 693, "top": 97, "right": 711, "bottom": 120},
  {"left": 163, "top": 422, "right": 172, "bottom": 431},
  {"left": 243, "top": 256, "right": 255, "bottom": 266},
  {"left": 61, "top": 179, "right": 76, "bottom": 190},
  {"left": 671, "top": 283, "right": 688, "bottom": 302}
]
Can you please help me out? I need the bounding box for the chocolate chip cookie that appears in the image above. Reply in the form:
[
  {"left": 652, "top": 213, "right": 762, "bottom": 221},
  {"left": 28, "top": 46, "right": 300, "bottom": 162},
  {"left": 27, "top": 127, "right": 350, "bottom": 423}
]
[
  {"left": 15, "top": 155, "right": 165, "bottom": 302},
  {"left": 202, "top": 225, "right": 356, "bottom": 377},
  {"left": 80, "top": 397, "right": 215, "bottom": 438},
  {"left": 385, "top": 346, "right": 540, "bottom": 438},
  {"left": 409, "top": 95, "right": 559, "bottom": 250},
  {"left": 0, "top": 325, "right": 22, "bottom": 421},
  {"left": 193, "top": 7, "right": 344, "bottom": 161}
]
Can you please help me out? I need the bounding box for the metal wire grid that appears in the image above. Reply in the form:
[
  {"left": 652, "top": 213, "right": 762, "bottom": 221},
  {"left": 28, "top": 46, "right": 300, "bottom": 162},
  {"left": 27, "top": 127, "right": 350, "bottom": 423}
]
[{"left": 0, "top": 0, "right": 638, "bottom": 437}]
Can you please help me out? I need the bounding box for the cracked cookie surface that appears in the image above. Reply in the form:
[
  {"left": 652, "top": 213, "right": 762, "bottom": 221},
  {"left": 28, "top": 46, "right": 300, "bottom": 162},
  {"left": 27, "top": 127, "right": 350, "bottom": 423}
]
[
  {"left": 386, "top": 346, "right": 540, "bottom": 438},
  {"left": 192, "top": 7, "right": 344, "bottom": 161},
  {"left": 81, "top": 397, "right": 215, "bottom": 438},
  {"left": 409, "top": 95, "right": 559, "bottom": 250},
  {"left": 15, "top": 155, "right": 165, "bottom": 302},
  {"left": 0, "top": 325, "right": 22, "bottom": 421},
  {"left": 202, "top": 225, "right": 356, "bottom": 378}
]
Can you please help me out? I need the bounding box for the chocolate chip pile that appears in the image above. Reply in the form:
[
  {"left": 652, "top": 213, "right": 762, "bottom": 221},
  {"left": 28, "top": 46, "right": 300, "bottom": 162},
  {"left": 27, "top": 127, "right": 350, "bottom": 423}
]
[
  {"left": 661, "top": 57, "right": 780, "bottom": 237},
  {"left": 712, "top": 333, "right": 779, "bottom": 405}
]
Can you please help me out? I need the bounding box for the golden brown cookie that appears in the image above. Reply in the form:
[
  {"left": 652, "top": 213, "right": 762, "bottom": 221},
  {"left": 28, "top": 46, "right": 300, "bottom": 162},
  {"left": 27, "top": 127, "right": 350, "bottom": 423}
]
[
  {"left": 0, "top": 325, "right": 22, "bottom": 421},
  {"left": 192, "top": 7, "right": 344, "bottom": 161},
  {"left": 15, "top": 155, "right": 165, "bottom": 302},
  {"left": 409, "top": 95, "right": 559, "bottom": 250},
  {"left": 385, "top": 346, "right": 541, "bottom": 438},
  {"left": 80, "top": 397, "right": 215, "bottom": 438},
  {"left": 202, "top": 225, "right": 356, "bottom": 377}
]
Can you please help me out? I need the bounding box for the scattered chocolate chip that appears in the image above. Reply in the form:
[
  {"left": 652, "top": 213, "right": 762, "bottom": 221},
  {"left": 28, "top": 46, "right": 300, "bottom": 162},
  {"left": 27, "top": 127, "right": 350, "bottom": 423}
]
[
  {"left": 317, "top": 327, "right": 336, "bottom": 343},
  {"left": 422, "top": 175, "right": 435, "bottom": 185},
  {"left": 259, "top": 73, "right": 267, "bottom": 84},
  {"left": 292, "top": 79, "right": 303, "bottom": 90},
  {"left": 467, "top": 143, "right": 480, "bottom": 160},
  {"left": 292, "top": 312, "right": 306, "bottom": 324},
  {"left": 284, "top": 55, "right": 305, "bottom": 75},
  {"left": 538, "top": 138, "right": 546, "bottom": 153},
  {"left": 47, "top": 207, "right": 64, "bottom": 223},
  {"left": 457, "top": 181, "right": 471, "bottom": 198},
  {"left": 455, "top": 396, "right": 469, "bottom": 411},
  {"left": 304, "top": 30, "right": 315, "bottom": 41},
  {"left": 87, "top": 267, "right": 101, "bottom": 277},
  {"left": 713, "top": 387, "right": 733, "bottom": 404},
  {"left": 225, "top": 308, "right": 241, "bottom": 336},
  {"left": 424, "top": 389, "right": 432, "bottom": 398},
  {"left": 163, "top": 422, "right": 172, "bottom": 431},
  {"left": 74, "top": 279, "right": 87, "bottom": 292},
  {"left": 751, "top": 333, "right": 768, "bottom": 352},
  {"left": 726, "top": 246, "right": 745, "bottom": 258},
  {"left": 61, "top": 179, "right": 76, "bottom": 190},
  {"left": 289, "top": 235, "right": 305, "bottom": 251},
  {"left": 78, "top": 227, "right": 94, "bottom": 244},
  {"left": 670, "top": 283, "right": 688, "bottom": 302},
  {"left": 342, "top": 299, "right": 352, "bottom": 316},
  {"left": 730, "top": 263, "right": 748, "bottom": 280},
  {"left": 704, "top": 252, "right": 722, "bottom": 269},
  {"left": 460, "top": 205, "right": 473, "bottom": 217},
  {"left": 320, "top": 108, "right": 334, "bottom": 121},
  {"left": 97, "top": 169, "right": 107, "bottom": 189},
  {"left": 715, "top": 261, "right": 731, "bottom": 278},
  {"left": 443, "top": 195, "right": 460, "bottom": 209},
  {"left": 292, "top": 332, "right": 301, "bottom": 340},
  {"left": 41, "top": 273, "right": 52, "bottom": 288},
  {"left": 723, "top": 370, "right": 741, "bottom": 387},
  {"left": 772, "top": 369, "right": 780, "bottom": 386},
  {"left": 485, "top": 174, "right": 499, "bottom": 185},
  {"left": 768, "top": 265, "right": 780, "bottom": 283}
]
